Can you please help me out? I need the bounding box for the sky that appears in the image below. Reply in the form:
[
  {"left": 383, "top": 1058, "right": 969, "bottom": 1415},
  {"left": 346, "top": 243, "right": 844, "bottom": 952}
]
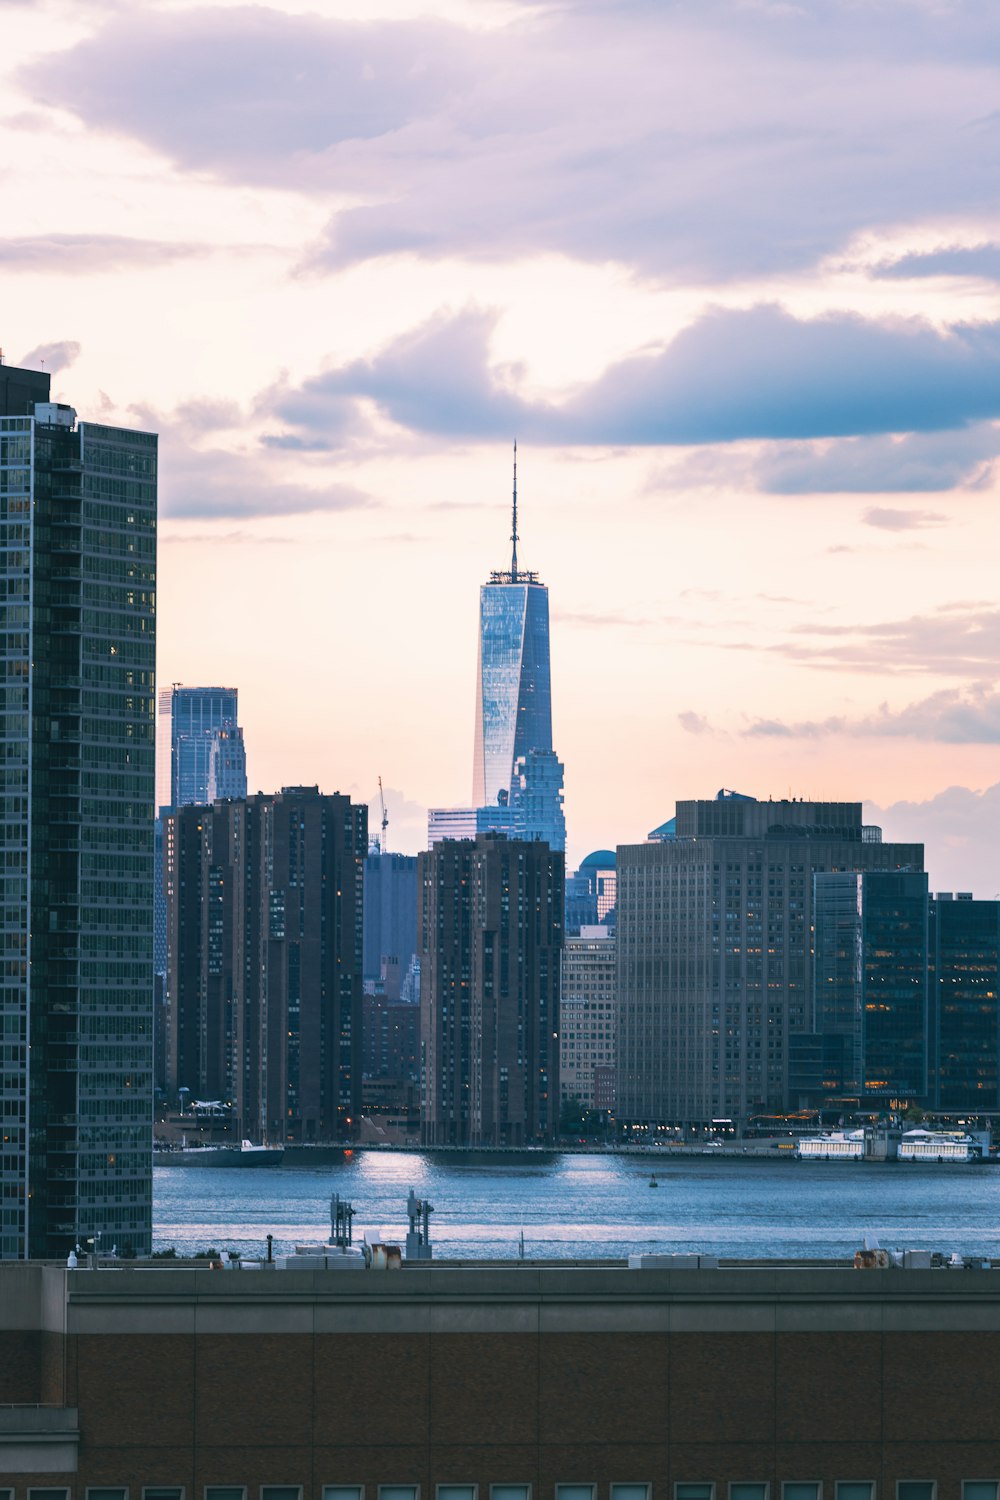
[{"left": 4, "top": 0, "right": 1000, "bottom": 892}]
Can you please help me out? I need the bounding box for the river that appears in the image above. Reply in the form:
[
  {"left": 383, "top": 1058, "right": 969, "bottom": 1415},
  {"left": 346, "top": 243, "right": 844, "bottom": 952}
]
[{"left": 153, "top": 1150, "right": 1000, "bottom": 1261}]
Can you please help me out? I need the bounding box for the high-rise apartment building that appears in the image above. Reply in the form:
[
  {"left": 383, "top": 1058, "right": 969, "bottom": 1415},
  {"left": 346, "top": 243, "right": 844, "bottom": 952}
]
[
  {"left": 560, "top": 925, "right": 616, "bottom": 1113},
  {"left": 165, "top": 787, "right": 366, "bottom": 1141},
  {"left": 156, "top": 684, "right": 242, "bottom": 811},
  {"left": 931, "top": 893, "right": 1000, "bottom": 1113},
  {"left": 419, "top": 833, "right": 564, "bottom": 1146},
  {"left": 0, "top": 362, "right": 156, "bottom": 1258},
  {"left": 616, "top": 793, "right": 924, "bottom": 1126}
]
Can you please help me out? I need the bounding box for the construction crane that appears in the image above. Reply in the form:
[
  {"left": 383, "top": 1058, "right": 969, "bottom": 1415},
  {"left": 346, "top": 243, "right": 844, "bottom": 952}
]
[{"left": 378, "top": 776, "right": 388, "bottom": 854}]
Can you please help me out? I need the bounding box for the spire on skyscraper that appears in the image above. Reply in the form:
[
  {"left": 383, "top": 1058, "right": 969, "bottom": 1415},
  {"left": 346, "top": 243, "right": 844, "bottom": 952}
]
[{"left": 511, "top": 439, "right": 519, "bottom": 583}]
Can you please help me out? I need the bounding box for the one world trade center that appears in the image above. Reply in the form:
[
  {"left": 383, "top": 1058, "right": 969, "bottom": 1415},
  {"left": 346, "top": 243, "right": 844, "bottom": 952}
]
[{"left": 472, "top": 446, "right": 554, "bottom": 810}]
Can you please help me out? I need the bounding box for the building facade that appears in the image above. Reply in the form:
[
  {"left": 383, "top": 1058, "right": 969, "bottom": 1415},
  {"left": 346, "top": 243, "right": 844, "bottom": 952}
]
[
  {"left": 207, "top": 725, "right": 248, "bottom": 801},
  {"left": 931, "top": 894, "right": 1000, "bottom": 1113},
  {"left": 420, "top": 833, "right": 564, "bottom": 1146},
  {"left": 156, "top": 684, "right": 242, "bottom": 812},
  {"left": 806, "top": 870, "right": 930, "bottom": 1105},
  {"left": 0, "top": 364, "right": 156, "bottom": 1259},
  {"left": 362, "top": 850, "right": 418, "bottom": 986},
  {"left": 560, "top": 925, "right": 616, "bottom": 1112},
  {"left": 616, "top": 794, "right": 924, "bottom": 1126},
  {"left": 165, "top": 787, "right": 366, "bottom": 1141},
  {"left": 8, "top": 1260, "right": 1000, "bottom": 1495}
]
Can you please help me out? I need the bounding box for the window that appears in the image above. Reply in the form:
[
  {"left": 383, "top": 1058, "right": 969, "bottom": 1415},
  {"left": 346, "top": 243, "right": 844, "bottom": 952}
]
[
  {"left": 324, "top": 1490, "right": 363, "bottom": 1500},
  {"left": 784, "top": 1487, "right": 821, "bottom": 1500},
  {"left": 88, "top": 1491, "right": 127, "bottom": 1500},
  {"left": 836, "top": 1486, "right": 874, "bottom": 1500},
  {"left": 206, "top": 1490, "right": 245, "bottom": 1500},
  {"left": 29, "top": 1493, "right": 71, "bottom": 1500},
  {"left": 438, "top": 1488, "right": 476, "bottom": 1500},
  {"left": 731, "top": 1488, "right": 767, "bottom": 1500},
  {"left": 964, "top": 1488, "right": 998, "bottom": 1500},
  {"left": 379, "top": 1489, "right": 418, "bottom": 1500},
  {"left": 144, "top": 1492, "right": 184, "bottom": 1500},
  {"left": 262, "top": 1491, "right": 301, "bottom": 1500},
  {"left": 492, "top": 1488, "right": 531, "bottom": 1500},
  {"left": 677, "top": 1488, "right": 714, "bottom": 1500},
  {"left": 898, "top": 1487, "right": 934, "bottom": 1500},
  {"left": 556, "top": 1488, "right": 594, "bottom": 1500},
  {"left": 612, "top": 1487, "right": 650, "bottom": 1500}
]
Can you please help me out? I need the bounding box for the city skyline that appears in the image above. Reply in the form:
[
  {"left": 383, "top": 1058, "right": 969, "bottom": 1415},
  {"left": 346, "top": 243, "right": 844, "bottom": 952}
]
[{"left": 5, "top": 1, "right": 1000, "bottom": 894}]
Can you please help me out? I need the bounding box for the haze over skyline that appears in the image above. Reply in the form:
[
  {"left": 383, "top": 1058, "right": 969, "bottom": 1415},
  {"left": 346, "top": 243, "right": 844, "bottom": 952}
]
[{"left": 5, "top": 0, "right": 1000, "bottom": 893}]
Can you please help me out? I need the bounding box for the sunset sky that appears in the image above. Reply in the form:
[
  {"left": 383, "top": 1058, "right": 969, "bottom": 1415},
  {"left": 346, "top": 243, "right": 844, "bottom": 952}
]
[{"left": 5, "top": 0, "right": 1000, "bottom": 891}]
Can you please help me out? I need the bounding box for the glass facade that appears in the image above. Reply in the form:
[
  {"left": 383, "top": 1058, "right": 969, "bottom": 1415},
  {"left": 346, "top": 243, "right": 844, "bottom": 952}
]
[
  {"left": 0, "top": 387, "right": 156, "bottom": 1258},
  {"left": 931, "top": 896, "right": 1000, "bottom": 1111},
  {"left": 472, "top": 581, "right": 552, "bottom": 809},
  {"left": 813, "top": 870, "right": 929, "bottom": 1103},
  {"left": 157, "top": 685, "right": 240, "bottom": 811}
]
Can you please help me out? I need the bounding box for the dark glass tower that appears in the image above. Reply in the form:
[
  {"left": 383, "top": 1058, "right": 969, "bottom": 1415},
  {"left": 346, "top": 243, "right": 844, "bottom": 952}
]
[
  {"left": 0, "top": 364, "right": 156, "bottom": 1258},
  {"left": 472, "top": 448, "right": 553, "bottom": 809},
  {"left": 156, "top": 684, "right": 242, "bottom": 811}
]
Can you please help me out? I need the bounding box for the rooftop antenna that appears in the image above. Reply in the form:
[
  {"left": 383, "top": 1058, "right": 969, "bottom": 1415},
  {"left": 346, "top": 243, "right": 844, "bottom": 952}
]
[
  {"left": 378, "top": 775, "right": 388, "bottom": 854},
  {"left": 510, "top": 439, "right": 519, "bottom": 582}
]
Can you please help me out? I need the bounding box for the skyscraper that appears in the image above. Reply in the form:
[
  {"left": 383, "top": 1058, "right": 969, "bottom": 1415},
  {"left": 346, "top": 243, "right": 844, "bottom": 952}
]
[
  {"left": 419, "top": 833, "right": 564, "bottom": 1146},
  {"left": 472, "top": 448, "right": 555, "bottom": 810},
  {"left": 0, "top": 362, "right": 156, "bottom": 1258},
  {"left": 930, "top": 893, "right": 1000, "bottom": 1112},
  {"left": 810, "top": 870, "right": 930, "bottom": 1104},
  {"left": 616, "top": 794, "right": 924, "bottom": 1126},
  {"left": 156, "top": 684, "right": 242, "bottom": 811},
  {"left": 207, "top": 725, "right": 248, "bottom": 801}
]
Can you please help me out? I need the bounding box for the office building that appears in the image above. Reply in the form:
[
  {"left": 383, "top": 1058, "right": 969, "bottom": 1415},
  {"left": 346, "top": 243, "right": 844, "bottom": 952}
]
[
  {"left": 931, "top": 893, "right": 1000, "bottom": 1112},
  {"left": 472, "top": 449, "right": 556, "bottom": 806},
  {"left": 420, "top": 832, "right": 564, "bottom": 1146},
  {"left": 616, "top": 793, "right": 923, "bottom": 1126},
  {"left": 560, "top": 924, "right": 616, "bottom": 1112},
  {"left": 8, "top": 1258, "right": 1000, "bottom": 1493},
  {"left": 0, "top": 361, "right": 156, "bottom": 1258},
  {"left": 165, "top": 787, "right": 366, "bottom": 1141},
  {"left": 156, "top": 684, "right": 241, "bottom": 811},
  {"left": 566, "top": 849, "right": 617, "bottom": 934},
  {"left": 511, "top": 747, "right": 566, "bottom": 851},
  {"left": 363, "top": 850, "right": 418, "bottom": 987},
  {"left": 804, "top": 870, "right": 930, "bottom": 1105},
  {"left": 206, "top": 725, "right": 247, "bottom": 801}
]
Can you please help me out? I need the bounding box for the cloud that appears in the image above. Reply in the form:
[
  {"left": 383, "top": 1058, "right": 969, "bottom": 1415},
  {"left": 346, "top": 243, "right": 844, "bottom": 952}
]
[
  {"left": 874, "top": 244, "right": 1000, "bottom": 281},
  {"left": 123, "top": 396, "right": 376, "bottom": 519},
  {"left": 862, "top": 506, "right": 948, "bottom": 531},
  {"left": 678, "top": 710, "right": 712, "bottom": 735},
  {"left": 263, "top": 304, "right": 1000, "bottom": 450},
  {"left": 757, "top": 602, "right": 1000, "bottom": 678},
  {"left": 18, "top": 340, "right": 80, "bottom": 375},
  {"left": 745, "top": 684, "right": 1000, "bottom": 744},
  {"left": 0, "top": 234, "right": 205, "bottom": 273},
  {"left": 25, "top": 1, "right": 1000, "bottom": 281},
  {"left": 869, "top": 781, "right": 1000, "bottom": 899}
]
